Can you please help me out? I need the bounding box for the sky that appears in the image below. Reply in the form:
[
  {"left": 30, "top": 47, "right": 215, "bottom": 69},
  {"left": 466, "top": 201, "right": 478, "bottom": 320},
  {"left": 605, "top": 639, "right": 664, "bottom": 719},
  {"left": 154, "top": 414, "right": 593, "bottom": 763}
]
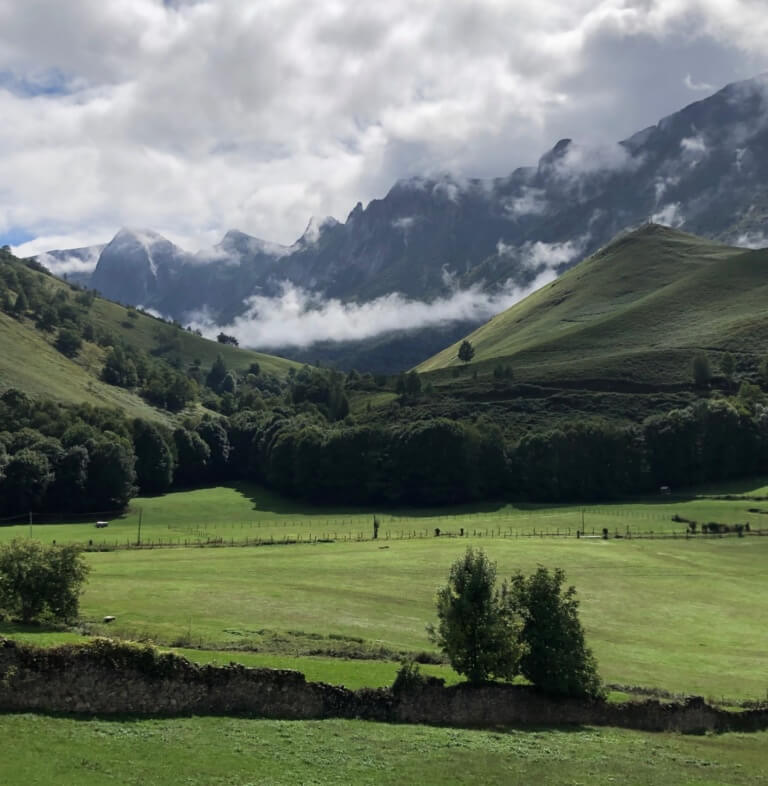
[{"left": 2, "top": 0, "right": 768, "bottom": 259}]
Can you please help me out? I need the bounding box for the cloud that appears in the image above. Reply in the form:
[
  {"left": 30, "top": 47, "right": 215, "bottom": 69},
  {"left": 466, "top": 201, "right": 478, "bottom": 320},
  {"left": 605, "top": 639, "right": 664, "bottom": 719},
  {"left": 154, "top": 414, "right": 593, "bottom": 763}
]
[
  {"left": 187, "top": 272, "right": 557, "bottom": 350},
  {"left": 36, "top": 246, "right": 104, "bottom": 276},
  {"left": 392, "top": 216, "right": 417, "bottom": 231},
  {"left": 1, "top": 1, "right": 768, "bottom": 253},
  {"left": 651, "top": 202, "right": 685, "bottom": 227},
  {"left": 503, "top": 188, "right": 547, "bottom": 217},
  {"left": 735, "top": 232, "right": 768, "bottom": 250},
  {"left": 684, "top": 74, "right": 713, "bottom": 92},
  {"left": 496, "top": 235, "right": 589, "bottom": 270}
]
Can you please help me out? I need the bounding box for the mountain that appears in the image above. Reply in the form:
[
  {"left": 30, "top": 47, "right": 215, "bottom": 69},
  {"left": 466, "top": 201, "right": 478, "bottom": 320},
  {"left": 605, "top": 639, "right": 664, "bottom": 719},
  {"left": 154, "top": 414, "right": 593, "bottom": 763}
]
[
  {"left": 418, "top": 224, "right": 768, "bottom": 386},
  {"left": 41, "top": 74, "right": 768, "bottom": 371}
]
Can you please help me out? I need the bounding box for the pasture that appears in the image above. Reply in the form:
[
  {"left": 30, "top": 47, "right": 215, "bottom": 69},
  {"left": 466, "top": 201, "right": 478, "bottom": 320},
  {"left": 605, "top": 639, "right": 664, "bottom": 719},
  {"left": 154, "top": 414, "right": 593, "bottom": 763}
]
[
  {"left": 3, "top": 481, "right": 768, "bottom": 785},
  {"left": 10, "top": 534, "right": 762, "bottom": 702},
  {"left": 2, "top": 715, "right": 766, "bottom": 785},
  {"left": 3, "top": 480, "right": 768, "bottom": 548}
]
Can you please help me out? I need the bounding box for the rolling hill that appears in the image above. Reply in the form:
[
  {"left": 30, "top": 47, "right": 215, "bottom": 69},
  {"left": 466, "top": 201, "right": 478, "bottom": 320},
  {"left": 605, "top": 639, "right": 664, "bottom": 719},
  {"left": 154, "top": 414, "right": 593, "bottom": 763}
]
[
  {"left": 418, "top": 224, "right": 768, "bottom": 386},
  {"left": 0, "top": 250, "right": 299, "bottom": 421}
]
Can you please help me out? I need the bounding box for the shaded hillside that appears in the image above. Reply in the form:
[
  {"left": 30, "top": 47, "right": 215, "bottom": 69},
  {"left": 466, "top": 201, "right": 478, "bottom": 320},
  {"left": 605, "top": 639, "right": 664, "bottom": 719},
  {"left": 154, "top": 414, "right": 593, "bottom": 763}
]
[{"left": 419, "top": 225, "right": 767, "bottom": 385}]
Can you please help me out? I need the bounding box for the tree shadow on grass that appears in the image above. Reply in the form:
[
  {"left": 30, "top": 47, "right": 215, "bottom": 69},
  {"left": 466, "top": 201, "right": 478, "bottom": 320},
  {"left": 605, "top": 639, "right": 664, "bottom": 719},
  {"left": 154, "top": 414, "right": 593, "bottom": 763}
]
[{"left": 228, "top": 480, "right": 510, "bottom": 519}]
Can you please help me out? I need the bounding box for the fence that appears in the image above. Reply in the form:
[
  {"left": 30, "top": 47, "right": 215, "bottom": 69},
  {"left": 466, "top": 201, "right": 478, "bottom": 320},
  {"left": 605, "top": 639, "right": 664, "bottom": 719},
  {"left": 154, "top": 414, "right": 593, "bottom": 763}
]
[{"left": 69, "top": 525, "right": 768, "bottom": 552}]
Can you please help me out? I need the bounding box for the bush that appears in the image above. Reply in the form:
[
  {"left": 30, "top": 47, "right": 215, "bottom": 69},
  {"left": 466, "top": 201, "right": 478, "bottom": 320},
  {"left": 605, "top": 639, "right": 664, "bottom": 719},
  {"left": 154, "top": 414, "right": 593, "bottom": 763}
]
[
  {"left": 0, "top": 539, "right": 89, "bottom": 623},
  {"left": 391, "top": 660, "right": 428, "bottom": 694}
]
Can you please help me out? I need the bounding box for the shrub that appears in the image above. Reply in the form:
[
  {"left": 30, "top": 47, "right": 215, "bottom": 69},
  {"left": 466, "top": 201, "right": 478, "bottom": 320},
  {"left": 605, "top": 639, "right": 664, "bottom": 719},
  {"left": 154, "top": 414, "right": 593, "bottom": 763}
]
[
  {"left": 0, "top": 539, "right": 89, "bottom": 623},
  {"left": 392, "top": 660, "right": 428, "bottom": 694}
]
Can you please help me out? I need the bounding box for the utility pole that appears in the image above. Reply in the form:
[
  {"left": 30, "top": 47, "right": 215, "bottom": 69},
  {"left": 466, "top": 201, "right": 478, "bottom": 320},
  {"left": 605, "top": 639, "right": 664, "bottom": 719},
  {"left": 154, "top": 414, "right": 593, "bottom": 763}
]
[{"left": 137, "top": 508, "right": 143, "bottom": 546}]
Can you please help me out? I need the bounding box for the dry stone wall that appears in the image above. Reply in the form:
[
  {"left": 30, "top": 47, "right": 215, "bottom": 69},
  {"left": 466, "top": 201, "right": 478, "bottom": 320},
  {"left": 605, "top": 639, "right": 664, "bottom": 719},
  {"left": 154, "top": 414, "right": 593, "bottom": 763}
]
[{"left": 1, "top": 638, "right": 765, "bottom": 733}]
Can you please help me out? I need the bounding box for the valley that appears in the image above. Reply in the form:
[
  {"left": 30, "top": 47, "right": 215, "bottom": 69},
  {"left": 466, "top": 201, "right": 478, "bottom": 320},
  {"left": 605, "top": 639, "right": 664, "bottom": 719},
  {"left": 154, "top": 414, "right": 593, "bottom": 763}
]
[{"left": 3, "top": 49, "right": 768, "bottom": 784}]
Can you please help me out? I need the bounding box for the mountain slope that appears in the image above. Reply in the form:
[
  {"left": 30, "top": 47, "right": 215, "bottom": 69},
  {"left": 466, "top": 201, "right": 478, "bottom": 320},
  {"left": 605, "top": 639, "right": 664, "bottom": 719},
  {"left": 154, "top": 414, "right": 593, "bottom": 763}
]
[
  {"left": 418, "top": 225, "right": 766, "bottom": 385},
  {"left": 0, "top": 309, "right": 171, "bottom": 421},
  {"left": 0, "top": 251, "right": 299, "bottom": 419}
]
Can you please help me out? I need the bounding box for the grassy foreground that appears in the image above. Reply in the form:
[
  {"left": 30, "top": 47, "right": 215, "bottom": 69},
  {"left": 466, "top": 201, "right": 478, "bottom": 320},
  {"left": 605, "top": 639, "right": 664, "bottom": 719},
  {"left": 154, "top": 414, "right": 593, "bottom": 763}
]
[
  {"left": 31, "top": 535, "right": 763, "bottom": 701},
  {"left": 0, "top": 715, "right": 765, "bottom": 785}
]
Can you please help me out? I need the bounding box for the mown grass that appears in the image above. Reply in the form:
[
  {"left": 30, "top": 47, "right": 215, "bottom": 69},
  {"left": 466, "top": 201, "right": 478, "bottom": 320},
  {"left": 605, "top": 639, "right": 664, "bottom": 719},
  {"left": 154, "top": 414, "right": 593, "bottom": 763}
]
[
  {"left": 4, "top": 481, "right": 766, "bottom": 546},
  {"left": 19, "top": 536, "right": 753, "bottom": 701},
  {"left": 0, "top": 714, "right": 765, "bottom": 785}
]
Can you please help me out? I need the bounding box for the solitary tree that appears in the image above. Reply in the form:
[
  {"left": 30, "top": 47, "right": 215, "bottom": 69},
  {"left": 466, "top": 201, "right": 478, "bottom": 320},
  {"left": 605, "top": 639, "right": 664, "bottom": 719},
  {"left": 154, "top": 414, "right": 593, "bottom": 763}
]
[
  {"left": 428, "top": 548, "right": 522, "bottom": 683},
  {"left": 458, "top": 340, "right": 475, "bottom": 364},
  {"left": 506, "top": 567, "right": 602, "bottom": 698},
  {"left": 691, "top": 351, "right": 712, "bottom": 388},
  {"left": 0, "top": 539, "right": 89, "bottom": 623}
]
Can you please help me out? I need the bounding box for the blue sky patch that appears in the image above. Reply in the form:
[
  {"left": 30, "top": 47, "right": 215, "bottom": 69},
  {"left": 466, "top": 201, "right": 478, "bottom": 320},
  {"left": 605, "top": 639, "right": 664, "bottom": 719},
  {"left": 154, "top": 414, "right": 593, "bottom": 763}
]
[
  {"left": 0, "top": 68, "right": 74, "bottom": 98},
  {"left": 0, "top": 228, "right": 36, "bottom": 249}
]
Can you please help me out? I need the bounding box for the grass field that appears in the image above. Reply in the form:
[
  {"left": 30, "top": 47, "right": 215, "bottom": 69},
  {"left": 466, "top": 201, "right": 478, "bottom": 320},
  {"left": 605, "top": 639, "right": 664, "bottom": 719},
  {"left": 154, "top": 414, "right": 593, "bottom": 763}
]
[
  {"left": 0, "top": 534, "right": 757, "bottom": 701},
  {"left": 2, "top": 481, "right": 768, "bottom": 783},
  {"left": 3, "top": 481, "right": 767, "bottom": 547},
  {"left": 3, "top": 482, "right": 767, "bottom": 700},
  {"left": 0, "top": 714, "right": 765, "bottom": 785}
]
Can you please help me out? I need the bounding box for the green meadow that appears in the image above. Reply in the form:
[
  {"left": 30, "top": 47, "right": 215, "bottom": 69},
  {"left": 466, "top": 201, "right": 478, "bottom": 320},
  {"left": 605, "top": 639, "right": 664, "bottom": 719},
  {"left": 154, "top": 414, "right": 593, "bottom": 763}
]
[
  {"left": 2, "top": 715, "right": 766, "bottom": 786},
  {"left": 5, "top": 529, "right": 765, "bottom": 701},
  {"left": 3, "top": 480, "right": 768, "bottom": 784},
  {"left": 3, "top": 480, "right": 767, "bottom": 548}
]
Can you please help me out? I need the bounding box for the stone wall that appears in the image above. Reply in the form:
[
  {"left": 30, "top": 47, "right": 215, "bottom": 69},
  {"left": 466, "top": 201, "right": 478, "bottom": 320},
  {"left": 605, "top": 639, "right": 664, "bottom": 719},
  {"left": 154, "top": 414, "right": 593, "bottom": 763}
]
[{"left": 1, "top": 638, "right": 765, "bottom": 733}]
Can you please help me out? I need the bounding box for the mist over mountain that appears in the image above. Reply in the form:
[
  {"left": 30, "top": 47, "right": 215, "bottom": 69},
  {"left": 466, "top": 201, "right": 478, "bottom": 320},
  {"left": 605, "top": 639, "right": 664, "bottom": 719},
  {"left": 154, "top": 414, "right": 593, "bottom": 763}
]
[{"left": 42, "top": 74, "right": 768, "bottom": 371}]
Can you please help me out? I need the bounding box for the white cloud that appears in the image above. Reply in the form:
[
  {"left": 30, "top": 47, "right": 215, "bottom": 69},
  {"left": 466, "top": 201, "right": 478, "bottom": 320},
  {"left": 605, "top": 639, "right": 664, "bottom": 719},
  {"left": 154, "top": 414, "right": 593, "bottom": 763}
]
[
  {"left": 651, "top": 202, "right": 685, "bottom": 227},
  {"left": 496, "top": 235, "right": 589, "bottom": 270},
  {"left": 735, "top": 232, "right": 768, "bottom": 250},
  {"left": 0, "top": 1, "right": 767, "bottom": 254},
  {"left": 392, "top": 216, "right": 417, "bottom": 231},
  {"left": 503, "top": 188, "right": 547, "bottom": 217},
  {"left": 684, "top": 74, "right": 713, "bottom": 91},
  {"left": 187, "top": 273, "right": 557, "bottom": 350},
  {"left": 37, "top": 246, "right": 103, "bottom": 276}
]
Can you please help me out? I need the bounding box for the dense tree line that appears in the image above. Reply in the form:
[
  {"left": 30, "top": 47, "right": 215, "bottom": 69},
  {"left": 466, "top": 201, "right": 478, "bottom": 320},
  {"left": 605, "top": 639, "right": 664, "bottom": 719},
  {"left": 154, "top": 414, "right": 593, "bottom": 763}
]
[{"left": 4, "top": 381, "right": 768, "bottom": 517}]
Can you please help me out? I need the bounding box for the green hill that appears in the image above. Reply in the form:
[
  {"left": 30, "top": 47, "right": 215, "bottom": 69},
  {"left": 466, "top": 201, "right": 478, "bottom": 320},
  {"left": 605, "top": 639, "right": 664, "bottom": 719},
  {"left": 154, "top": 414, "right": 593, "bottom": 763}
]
[
  {"left": 418, "top": 225, "right": 765, "bottom": 385},
  {"left": 0, "top": 250, "right": 299, "bottom": 420}
]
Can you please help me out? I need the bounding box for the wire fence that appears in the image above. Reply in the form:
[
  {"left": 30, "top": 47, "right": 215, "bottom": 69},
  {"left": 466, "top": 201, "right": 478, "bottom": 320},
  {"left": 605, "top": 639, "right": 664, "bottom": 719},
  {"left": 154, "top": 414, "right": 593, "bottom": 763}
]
[{"left": 64, "top": 525, "right": 768, "bottom": 552}]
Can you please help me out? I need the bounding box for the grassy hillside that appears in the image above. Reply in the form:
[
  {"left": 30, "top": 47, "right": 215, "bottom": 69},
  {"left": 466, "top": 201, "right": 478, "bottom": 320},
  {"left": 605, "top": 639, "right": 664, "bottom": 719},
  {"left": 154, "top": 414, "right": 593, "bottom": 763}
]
[
  {"left": 88, "top": 296, "right": 298, "bottom": 378},
  {"left": 0, "top": 252, "right": 299, "bottom": 419},
  {"left": 0, "top": 310, "right": 169, "bottom": 421},
  {"left": 419, "top": 225, "right": 764, "bottom": 384}
]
